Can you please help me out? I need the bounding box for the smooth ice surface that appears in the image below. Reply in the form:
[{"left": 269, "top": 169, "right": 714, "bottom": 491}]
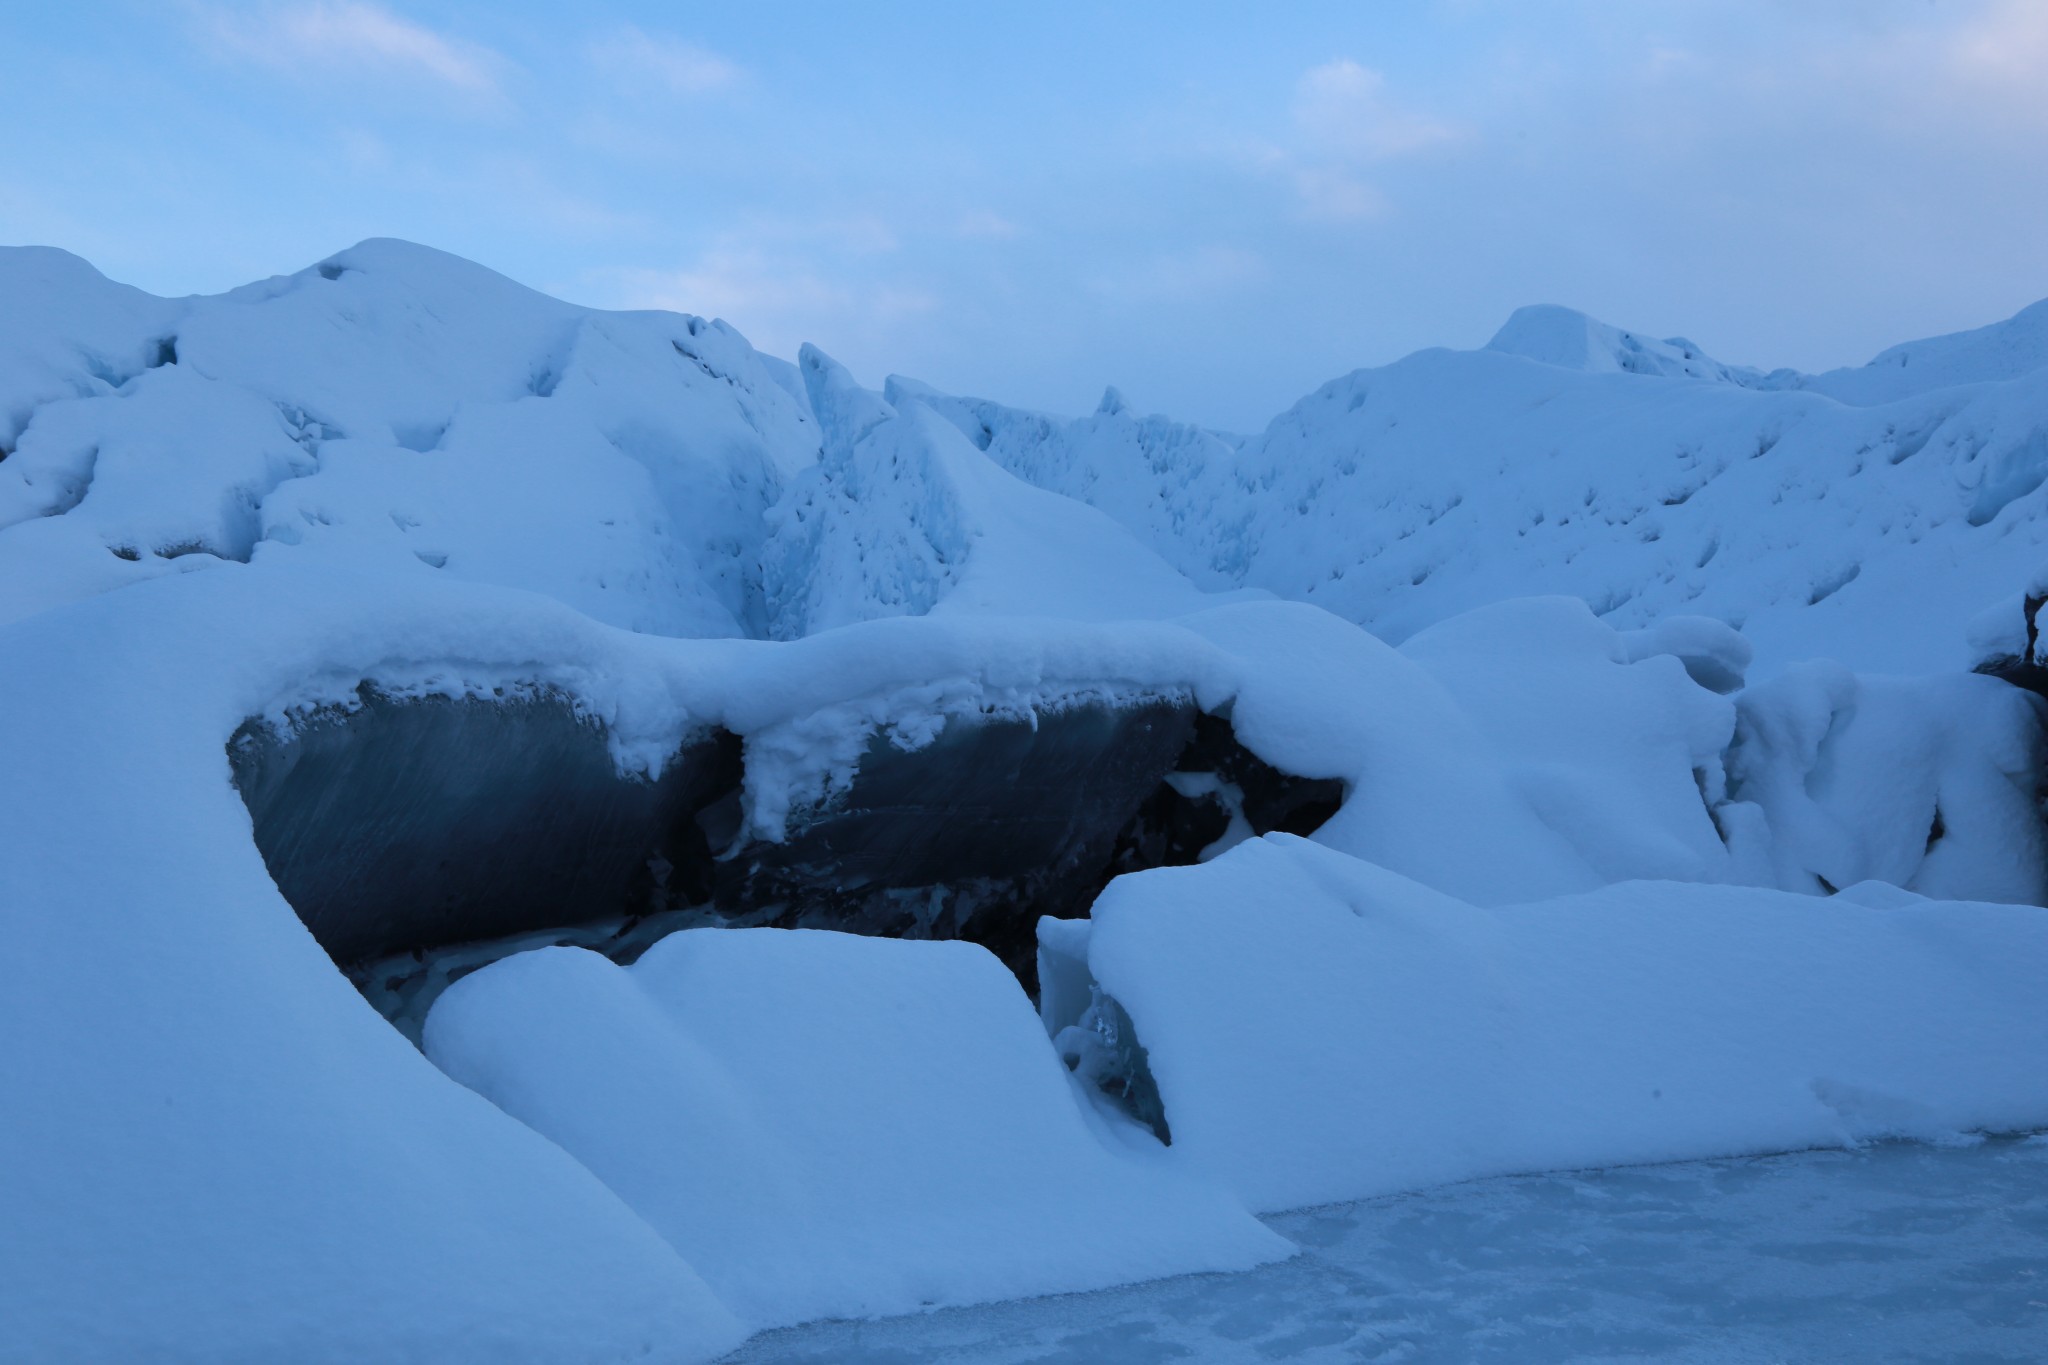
[{"left": 722, "top": 1136, "right": 2048, "bottom": 1365}]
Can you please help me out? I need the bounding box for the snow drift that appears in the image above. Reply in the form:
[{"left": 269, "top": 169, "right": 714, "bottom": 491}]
[{"left": 1042, "top": 834, "right": 2048, "bottom": 1213}]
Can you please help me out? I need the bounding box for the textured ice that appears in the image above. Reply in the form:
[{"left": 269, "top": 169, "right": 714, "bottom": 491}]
[{"left": 723, "top": 1137, "right": 2048, "bottom": 1365}]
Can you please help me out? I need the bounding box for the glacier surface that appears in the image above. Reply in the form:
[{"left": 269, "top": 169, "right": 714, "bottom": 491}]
[{"left": 2, "top": 239, "right": 2045, "bottom": 1361}]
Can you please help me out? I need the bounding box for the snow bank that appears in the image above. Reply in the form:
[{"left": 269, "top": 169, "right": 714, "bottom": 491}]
[
  {"left": 425, "top": 929, "right": 1288, "bottom": 1331},
  {"left": 1045, "top": 834, "right": 2048, "bottom": 1213},
  {"left": 0, "top": 572, "right": 748, "bottom": 1364},
  {"left": 6, "top": 236, "right": 2048, "bottom": 1359}
]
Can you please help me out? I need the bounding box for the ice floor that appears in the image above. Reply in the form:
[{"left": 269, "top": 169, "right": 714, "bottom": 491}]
[{"left": 722, "top": 1135, "right": 2048, "bottom": 1364}]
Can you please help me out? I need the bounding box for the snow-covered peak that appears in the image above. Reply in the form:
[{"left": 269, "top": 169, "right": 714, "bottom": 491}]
[{"left": 1485, "top": 304, "right": 1774, "bottom": 386}]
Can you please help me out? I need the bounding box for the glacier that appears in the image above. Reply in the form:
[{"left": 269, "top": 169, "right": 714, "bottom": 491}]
[{"left": 1, "top": 239, "right": 2045, "bottom": 1361}]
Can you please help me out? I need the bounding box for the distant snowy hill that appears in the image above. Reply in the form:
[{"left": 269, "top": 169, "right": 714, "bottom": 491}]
[
  {"left": 911, "top": 296, "right": 2048, "bottom": 673},
  {"left": 0, "top": 238, "right": 818, "bottom": 636}
]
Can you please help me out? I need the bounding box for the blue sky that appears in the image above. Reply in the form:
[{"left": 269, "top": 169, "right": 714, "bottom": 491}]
[{"left": 4, "top": 1, "right": 2046, "bottom": 428}]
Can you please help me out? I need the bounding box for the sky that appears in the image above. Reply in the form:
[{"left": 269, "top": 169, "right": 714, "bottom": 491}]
[{"left": 3, "top": 1, "right": 2045, "bottom": 429}]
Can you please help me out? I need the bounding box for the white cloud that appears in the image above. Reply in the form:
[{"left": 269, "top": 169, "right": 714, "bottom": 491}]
[
  {"left": 1233, "top": 59, "right": 1466, "bottom": 223},
  {"left": 587, "top": 25, "right": 744, "bottom": 97},
  {"left": 1941, "top": 0, "right": 2048, "bottom": 125},
  {"left": 1292, "top": 59, "right": 1460, "bottom": 161},
  {"left": 1291, "top": 167, "right": 1388, "bottom": 224},
  {"left": 200, "top": 1, "right": 507, "bottom": 100}
]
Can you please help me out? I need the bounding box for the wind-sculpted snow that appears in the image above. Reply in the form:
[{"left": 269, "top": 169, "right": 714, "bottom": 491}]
[
  {"left": 425, "top": 929, "right": 1287, "bottom": 1331},
  {"left": 1797, "top": 297, "right": 2048, "bottom": 406},
  {"left": 1043, "top": 835, "right": 2048, "bottom": 1214}
]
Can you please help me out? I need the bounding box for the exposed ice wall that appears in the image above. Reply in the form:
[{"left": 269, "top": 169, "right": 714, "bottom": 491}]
[{"left": 760, "top": 348, "right": 1240, "bottom": 638}]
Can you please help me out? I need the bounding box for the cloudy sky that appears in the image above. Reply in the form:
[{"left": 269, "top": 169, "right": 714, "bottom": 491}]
[{"left": 4, "top": 1, "right": 2045, "bottom": 428}]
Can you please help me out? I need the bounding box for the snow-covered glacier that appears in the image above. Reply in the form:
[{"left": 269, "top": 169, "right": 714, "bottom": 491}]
[{"left": 2, "top": 240, "right": 2045, "bottom": 1362}]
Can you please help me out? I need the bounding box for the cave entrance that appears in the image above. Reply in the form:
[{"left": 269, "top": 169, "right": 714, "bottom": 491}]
[{"left": 231, "top": 689, "right": 1344, "bottom": 1038}]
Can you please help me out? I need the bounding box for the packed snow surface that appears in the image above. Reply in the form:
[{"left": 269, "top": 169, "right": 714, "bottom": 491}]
[{"left": 3, "top": 239, "right": 2047, "bottom": 1361}]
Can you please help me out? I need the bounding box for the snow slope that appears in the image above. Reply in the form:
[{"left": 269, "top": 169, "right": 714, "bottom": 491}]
[{"left": 0, "top": 239, "right": 816, "bottom": 636}]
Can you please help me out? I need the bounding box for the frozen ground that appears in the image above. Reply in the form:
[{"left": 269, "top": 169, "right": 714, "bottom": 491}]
[{"left": 724, "top": 1136, "right": 2048, "bottom": 1365}]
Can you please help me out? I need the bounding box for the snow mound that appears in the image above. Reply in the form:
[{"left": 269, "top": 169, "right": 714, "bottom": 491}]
[
  {"left": 6, "top": 237, "right": 2048, "bottom": 1360},
  {"left": 425, "top": 929, "right": 1288, "bottom": 1331},
  {"left": 1723, "top": 665, "right": 2048, "bottom": 904},
  {"left": 1044, "top": 834, "right": 2048, "bottom": 1213}
]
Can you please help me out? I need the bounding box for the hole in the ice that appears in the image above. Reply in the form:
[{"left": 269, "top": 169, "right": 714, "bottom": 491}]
[
  {"left": 146, "top": 336, "right": 178, "bottom": 368},
  {"left": 1054, "top": 987, "right": 1171, "bottom": 1144},
  {"left": 316, "top": 262, "right": 353, "bottom": 281},
  {"left": 1925, "top": 806, "right": 1946, "bottom": 856}
]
